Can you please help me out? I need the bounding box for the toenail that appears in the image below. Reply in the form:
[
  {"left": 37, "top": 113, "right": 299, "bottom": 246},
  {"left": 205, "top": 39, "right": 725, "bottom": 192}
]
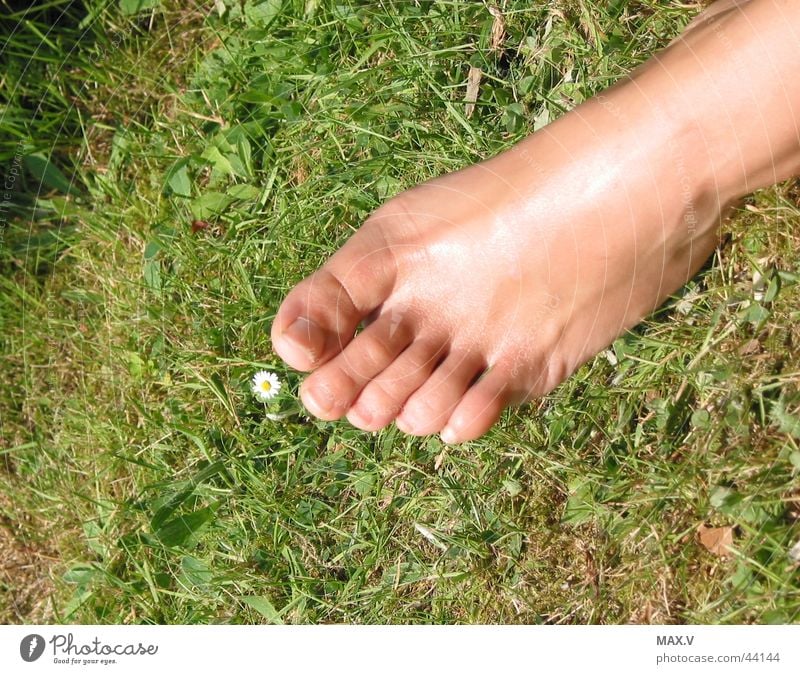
[
  {"left": 440, "top": 425, "right": 459, "bottom": 444},
  {"left": 397, "top": 408, "right": 436, "bottom": 435},
  {"left": 282, "top": 316, "right": 323, "bottom": 359},
  {"left": 395, "top": 416, "right": 416, "bottom": 434},
  {"left": 305, "top": 385, "right": 335, "bottom": 414},
  {"left": 398, "top": 400, "right": 435, "bottom": 431},
  {"left": 348, "top": 405, "right": 373, "bottom": 427}
]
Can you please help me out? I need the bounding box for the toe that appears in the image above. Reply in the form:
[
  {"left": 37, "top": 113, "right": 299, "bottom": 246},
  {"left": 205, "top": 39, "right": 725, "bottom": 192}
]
[
  {"left": 271, "top": 227, "right": 396, "bottom": 371},
  {"left": 440, "top": 366, "right": 515, "bottom": 444},
  {"left": 347, "top": 338, "right": 446, "bottom": 431},
  {"left": 299, "top": 309, "right": 414, "bottom": 421},
  {"left": 397, "top": 351, "right": 486, "bottom": 436}
]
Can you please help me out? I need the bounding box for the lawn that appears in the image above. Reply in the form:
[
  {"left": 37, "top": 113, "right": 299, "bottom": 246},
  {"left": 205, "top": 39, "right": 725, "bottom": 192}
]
[{"left": 1, "top": 0, "right": 799, "bottom": 624}]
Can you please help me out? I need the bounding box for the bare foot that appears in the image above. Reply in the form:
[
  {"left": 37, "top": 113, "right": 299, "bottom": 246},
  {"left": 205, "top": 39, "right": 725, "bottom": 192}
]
[{"left": 271, "top": 0, "right": 800, "bottom": 443}]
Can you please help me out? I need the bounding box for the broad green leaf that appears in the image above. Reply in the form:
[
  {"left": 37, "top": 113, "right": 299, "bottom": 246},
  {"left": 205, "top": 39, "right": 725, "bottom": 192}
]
[
  {"left": 234, "top": 136, "right": 253, "bottom": 177},
  {"left": 744, "top": 302, "right": 770, "bottom": 324},
  {"left": 144, "top": 240, "right": 161, "bottom": 260},
  {"left": 63, "top": 564, "right": 96, "bottom": 585},
  {"left": 351, "top": 471, "right": 375, "bottom": 497},
  {"left": 39, "top": 195, "right": 85, "bottom": 219},
  {"left": 181, "top": 556, "right": 214, "bottom": 588},
  {"left": 165, "top": 158, "right": 191, "bottom": 197},
  {"left": 227, "top": 184, "right": 260, "bottom": 200},
  {"left": 241, "top": 596, "right": 283, "bottom": 624},
  {"left": 502, "top": 478, "right": 523, "bottom": 497},
  {"left": 244, "top": 0, "right": 282, "bottom": 28},
  {"left": 770, "top": 400, "right": 800, "bottom": 439},
  {"left": 124, "top": 351, "right": 146, "bottom": 378},
  {"left": 201, "top": 145, "right": 235, "bottom": 179},
  {"left": 154, "top": 504, "right": 219, "bottom": 548},
  {"left": 150, "top": 461, "right": 225, "bottom": 531},
  {"left": 24, "top": 153, "right": 80, "bottom": 195},
  {"left": 561, "top": 479, "right": 595, "bottom": 526},
  {"left": 62, "top": 586, "right": 93, "bottom": 619},
  {"left": 691, "top": 408, "right": 711, "bottom": 430},
  {"left": 191, "top": 192, "right": 234, "bottom": 219},
  {"left": 764, "top": 274, "right": 781, "bottom": 303},
  {"left": 143, "top": 259, "right": 161, "bottom": 292},
  {"left": 709, "top": 485, "right": 736, "bottom": 509},
  {"left": 381, "top": 561, "right": 426, "bottom": 587},
  {"left": 119, "top": 0, "right": 160, "bottom": 15},
  {"left": 83, "top": 521, "right": 106, "bottom": 557}
]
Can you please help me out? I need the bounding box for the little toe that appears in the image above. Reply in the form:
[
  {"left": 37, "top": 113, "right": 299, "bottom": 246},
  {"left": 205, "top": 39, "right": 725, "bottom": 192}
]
[
  {"left": 440, "top": 366, "right": 515, "bottom": 444},
  {"left": 299, "top": 310, "right": 414, "bottom": 421},
  {"left": 397, "top": 351, "right": 486, "bottom": 436},
  {"left": 347, "top": 338, "right": 446, "bottom": 431},
  {"left": 271, "top": 228, "right": 397, "bottom": 372}
]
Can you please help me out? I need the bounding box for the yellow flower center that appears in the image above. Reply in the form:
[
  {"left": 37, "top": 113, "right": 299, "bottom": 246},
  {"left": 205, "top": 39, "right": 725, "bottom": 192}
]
[{"left": 260, "top": 380, "right": 272, "bottom": 392}]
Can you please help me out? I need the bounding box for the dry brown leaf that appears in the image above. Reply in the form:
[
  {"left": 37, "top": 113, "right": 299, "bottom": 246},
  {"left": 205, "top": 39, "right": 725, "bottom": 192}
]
[
  {"left": 738, "top": 338, "right": 761, "bottom": 355},
  {"left": 465, "top": 66, "right": 482, "bottom": 118},
  {"left": 488, "top": 5, "right": 506, "bottom": 53},
  {"left": 697, "top": 523, "right": 734, "bottom": 557}
]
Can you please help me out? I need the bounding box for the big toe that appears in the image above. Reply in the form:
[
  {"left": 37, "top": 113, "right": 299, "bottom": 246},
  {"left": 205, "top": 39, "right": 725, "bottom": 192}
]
[{"left": 271, "top": 226, "right": 397, "bottom": 371}]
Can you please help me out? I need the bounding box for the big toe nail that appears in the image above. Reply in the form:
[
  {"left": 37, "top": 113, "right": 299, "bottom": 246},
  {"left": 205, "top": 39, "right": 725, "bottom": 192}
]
[{"left": 276, "top": 317, "right": 325, "bottom": 370}]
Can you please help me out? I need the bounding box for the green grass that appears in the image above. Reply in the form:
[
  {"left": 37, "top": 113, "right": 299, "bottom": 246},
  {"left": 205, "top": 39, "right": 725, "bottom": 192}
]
[{"left": 1, "top": 0, "right": 800, "bottom": 624}]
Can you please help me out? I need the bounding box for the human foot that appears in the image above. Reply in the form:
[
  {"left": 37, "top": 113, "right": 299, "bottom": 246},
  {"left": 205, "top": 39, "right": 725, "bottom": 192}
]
[
  {"left": 271, "top": 96, "right": 720, "bottom": 441},
  {"left": 271, "top": 0, "right": 800, "bottom": 443}
]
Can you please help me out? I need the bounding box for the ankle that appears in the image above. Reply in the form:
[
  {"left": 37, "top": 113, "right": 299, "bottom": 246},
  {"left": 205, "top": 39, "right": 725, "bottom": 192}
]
[{"left": 630, "top": 0, "right": 800, "bottom": 205}]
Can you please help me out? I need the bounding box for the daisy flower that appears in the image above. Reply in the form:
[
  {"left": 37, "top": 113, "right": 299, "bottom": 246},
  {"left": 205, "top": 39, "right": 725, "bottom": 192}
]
[{"left": 252, "top": 370, "right": 281, "bottom": 402}]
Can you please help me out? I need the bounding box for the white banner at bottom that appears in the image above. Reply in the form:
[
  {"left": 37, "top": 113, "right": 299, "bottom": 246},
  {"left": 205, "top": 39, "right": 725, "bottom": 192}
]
[{"left": 1, "top": 625, "right": 797, "bottom": 674}]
